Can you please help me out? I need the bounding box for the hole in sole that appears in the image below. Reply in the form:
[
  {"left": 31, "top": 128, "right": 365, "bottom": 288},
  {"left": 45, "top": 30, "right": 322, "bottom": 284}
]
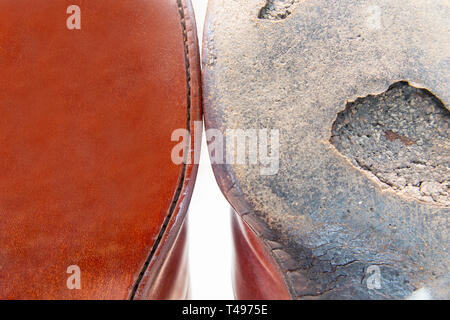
[
  {"left": 258, "top": 0, "right": 299, "bottom": 21},
  {"left": 331, "top": 81, "right": 449, "bottom": 206}
]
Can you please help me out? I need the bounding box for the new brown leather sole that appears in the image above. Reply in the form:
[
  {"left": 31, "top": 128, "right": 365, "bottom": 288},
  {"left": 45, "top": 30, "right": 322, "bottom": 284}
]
[
  {"left": 0, "top": 0, "right": 201, "bottom": 300},
  {"left": 203, "top": 0, "right": 449, "bottom": 300}
]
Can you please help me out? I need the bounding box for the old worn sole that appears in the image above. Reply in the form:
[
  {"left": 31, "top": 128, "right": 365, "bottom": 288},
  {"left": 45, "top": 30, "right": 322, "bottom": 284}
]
[{"left": 203, "top": 0, "right": 449, "bottom": 299}]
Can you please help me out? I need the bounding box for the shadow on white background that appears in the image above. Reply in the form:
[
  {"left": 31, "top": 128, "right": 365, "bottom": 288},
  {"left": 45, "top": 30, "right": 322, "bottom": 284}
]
[{"left": 188, "top": 0, "right": 235, "bottom": 300}]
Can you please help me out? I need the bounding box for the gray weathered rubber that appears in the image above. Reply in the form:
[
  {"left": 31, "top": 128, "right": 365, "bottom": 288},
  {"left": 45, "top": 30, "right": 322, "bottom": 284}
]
[{"left": 203, "top": 0, "right": 449, "bottom": 299}]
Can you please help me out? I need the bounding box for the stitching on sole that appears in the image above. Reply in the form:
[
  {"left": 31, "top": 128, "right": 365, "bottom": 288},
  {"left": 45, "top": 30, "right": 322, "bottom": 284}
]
[{"left": 129, "top": 0, "right": 192, "bottom": 300}]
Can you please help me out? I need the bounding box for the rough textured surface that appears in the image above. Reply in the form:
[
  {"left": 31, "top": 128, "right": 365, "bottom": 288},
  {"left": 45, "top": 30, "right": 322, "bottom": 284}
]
[
  {"left": 204, "top": 0, "right": 450, "bottom": 299},
  {"left": 331, "top": 82, "right": 450, "bottom": 206}
]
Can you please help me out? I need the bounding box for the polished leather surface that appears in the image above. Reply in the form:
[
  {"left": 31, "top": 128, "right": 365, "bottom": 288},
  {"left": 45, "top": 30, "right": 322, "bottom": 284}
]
[
  {"left": 0, "top": 0, "right": 201, "bottom": 299},
  {"left": 231, "top": 211, "right": 291, "bottom": 300},
  {"left": 137, "top": 217, "right": 191, "bottom": 300},
  {"left": 133, "top": 0, "right": 202, "bottom": 300}
]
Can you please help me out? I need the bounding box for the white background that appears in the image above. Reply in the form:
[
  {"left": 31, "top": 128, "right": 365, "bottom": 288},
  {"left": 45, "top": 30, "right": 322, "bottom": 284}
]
[{"left": 188, "top": 0, "right": 235, "bottom": 300}]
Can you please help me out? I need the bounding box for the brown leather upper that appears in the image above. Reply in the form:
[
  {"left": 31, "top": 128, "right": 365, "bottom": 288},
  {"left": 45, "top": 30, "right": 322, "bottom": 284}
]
[
  {"left": 231, "top": 211, "right": 291, "bottom": 300},
  {"left": 0, "top": 0, "right": 201, "bottom": 299}
]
